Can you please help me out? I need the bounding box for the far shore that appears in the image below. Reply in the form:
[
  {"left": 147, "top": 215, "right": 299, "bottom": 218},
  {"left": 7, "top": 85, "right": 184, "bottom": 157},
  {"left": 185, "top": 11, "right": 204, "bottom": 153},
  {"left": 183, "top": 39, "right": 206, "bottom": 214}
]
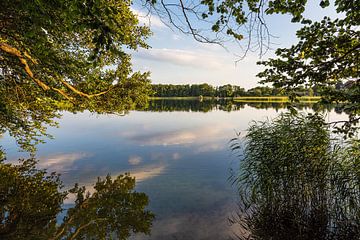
[{"left": 149, "top": 96, "right": 322, "bottom": 103}]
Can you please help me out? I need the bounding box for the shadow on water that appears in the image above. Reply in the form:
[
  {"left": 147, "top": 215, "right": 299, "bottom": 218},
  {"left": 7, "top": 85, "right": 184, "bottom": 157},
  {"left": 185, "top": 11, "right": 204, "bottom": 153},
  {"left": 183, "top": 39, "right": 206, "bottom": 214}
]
[
  {"left": 0, "top": 155, "right": 154, "bottom": 240},
  {"left": 229, "top": 113, "right": 360, "bottom": 240}
]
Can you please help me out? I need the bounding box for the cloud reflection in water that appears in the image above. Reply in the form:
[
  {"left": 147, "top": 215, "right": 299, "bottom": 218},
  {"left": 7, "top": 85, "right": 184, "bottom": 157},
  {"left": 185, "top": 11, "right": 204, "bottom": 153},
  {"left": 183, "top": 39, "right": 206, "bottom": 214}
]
[
  {"left": 128, "top": 155, "right": 142, "bottom": 165},
  {"left": 121, "top": 124, "right": 231, "bottom": 147},
  {"left": 38, "top": 152, "right": 92, "bottom": 171}
]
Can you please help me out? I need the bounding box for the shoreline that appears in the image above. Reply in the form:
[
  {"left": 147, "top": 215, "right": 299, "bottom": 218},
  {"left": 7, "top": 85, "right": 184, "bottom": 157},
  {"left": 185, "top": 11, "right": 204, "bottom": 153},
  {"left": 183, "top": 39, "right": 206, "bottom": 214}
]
[{"left": 149, "top": 96, "right": 322, "bottom": 103}]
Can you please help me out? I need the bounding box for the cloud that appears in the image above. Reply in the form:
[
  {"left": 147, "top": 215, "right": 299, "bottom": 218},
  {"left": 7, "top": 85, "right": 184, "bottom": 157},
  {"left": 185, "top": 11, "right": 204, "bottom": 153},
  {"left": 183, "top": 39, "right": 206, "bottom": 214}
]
[
  {"left": 64, "top": 163, "right": 167, "bottom": 204},
  {"left": 172, "top": 152, "right": 181, "bottom": 160},
  {"left": 130, "top": 164, "right": 167, "bottom": 182},
  {"left": 135, "top": 203, "right": 244, "bottom": 240},
  {"left": 172, "top": 34, "right": 181, "bottom": 41},
  {"left": 123, "top": 130, "right": 195, "bottom": 146},
  {"left": 121, "top": 124, "right": 230, "bottom": 147},
  {"left": 194, "top": 143, "right": 224, "bottom": 154},
  {"left": 131, "top": 8, "right": 165, "bottom": 29},
  {"left": 134, "top": 48, "right": 227, "bottom": 69},
  {"left": 128, "top": 155, "right": 142, "bottom": 165},
  {"left": 38, "top": 152, "right": 91, "bottom": 171}
]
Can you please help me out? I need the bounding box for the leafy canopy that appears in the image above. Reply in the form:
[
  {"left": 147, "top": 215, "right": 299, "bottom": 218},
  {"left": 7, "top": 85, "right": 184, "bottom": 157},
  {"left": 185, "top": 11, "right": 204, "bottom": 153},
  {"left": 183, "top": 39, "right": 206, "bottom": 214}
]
[
  {"left": 256, "top": 1, "right": 359, "bottom": 135},
  {"left": 1, "top": 0, "right": 153, "bottom": 151}
]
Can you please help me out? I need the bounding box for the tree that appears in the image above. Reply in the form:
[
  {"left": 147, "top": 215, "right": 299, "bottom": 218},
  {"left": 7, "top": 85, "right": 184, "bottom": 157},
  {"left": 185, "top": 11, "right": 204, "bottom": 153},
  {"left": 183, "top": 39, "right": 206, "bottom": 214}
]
[
  {"left": 0, "top": 158, "right": 64, "bottom": 239},
  {"left": 55, "top": 173, "right": 154, "bottom": 240},
  {"left": 218, "top": 84, "right": 234, "bottom": 97},
  {"left": 233, "top": 86, "right": 246, "bottom": 97},
  {"left": 256, "top": 1, "right": 359, "bottom": 135},
  {"left": 1, "top": 1, "right": 156, "bottom": 238},
  {"left": 0, "top": 157, "right": 154, "bottom": 240},
  {"left": 144, "top": 0, "right": 348, "bottom": 57},
  {"left": 1, "top": 0, "right": 153, "bottom": 150}
]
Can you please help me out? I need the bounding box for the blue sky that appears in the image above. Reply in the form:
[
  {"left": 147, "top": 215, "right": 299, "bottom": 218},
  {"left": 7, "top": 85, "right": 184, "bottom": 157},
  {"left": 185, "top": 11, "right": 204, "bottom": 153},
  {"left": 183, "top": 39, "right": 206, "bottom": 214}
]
[{"left": 130, "top": 1, "right": 340, "bottom": 89}]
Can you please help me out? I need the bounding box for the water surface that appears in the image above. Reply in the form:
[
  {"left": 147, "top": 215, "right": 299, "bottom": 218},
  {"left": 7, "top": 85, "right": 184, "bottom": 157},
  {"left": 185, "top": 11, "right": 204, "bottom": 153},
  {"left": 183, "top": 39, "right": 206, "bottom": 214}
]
[{"left": 1, "top": 101, "right": 346, "bottom": 239}]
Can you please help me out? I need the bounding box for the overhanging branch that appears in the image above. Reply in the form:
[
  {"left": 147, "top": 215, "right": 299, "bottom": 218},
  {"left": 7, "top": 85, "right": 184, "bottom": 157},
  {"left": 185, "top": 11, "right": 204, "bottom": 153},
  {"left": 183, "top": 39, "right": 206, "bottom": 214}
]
[{"left": 0, "top": 42, "right": 112, "bottom": 100}]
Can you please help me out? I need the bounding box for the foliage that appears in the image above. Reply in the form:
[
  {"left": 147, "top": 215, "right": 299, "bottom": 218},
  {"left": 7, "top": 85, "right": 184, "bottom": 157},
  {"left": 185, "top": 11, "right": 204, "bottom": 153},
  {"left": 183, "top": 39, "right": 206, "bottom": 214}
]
[
  {"left": 152, "top": 83, "right": 242, "bottom": 97},
  {"left": 0, "top": 158, "right": 154, "bottom": 240},
  {"left": 0, "top": 2, "right": 157, "bottom": 238},
  {"left": 151, "top": 84, "right": 315, "bottom": 98},
  {"left": 145, "top": 0, "right": 348, "bottom": 56},
  {"left": 0, "top": 158, "right": 65, "bottom": 239},
  {"left": 257, "top": 1, "right": 360, "bottom": 135},
  {"left": 230, "top": 113, "right": 360, "bottom": 239},
  {"left": 1, "top": 0, "right": 153, "bottom": 151}
]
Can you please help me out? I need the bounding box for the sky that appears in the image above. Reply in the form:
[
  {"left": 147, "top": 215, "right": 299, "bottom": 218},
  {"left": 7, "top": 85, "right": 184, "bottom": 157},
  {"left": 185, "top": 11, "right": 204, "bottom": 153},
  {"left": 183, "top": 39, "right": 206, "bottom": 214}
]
[{"left": 130, "top": 1, "right": 340, "bottom": 89}]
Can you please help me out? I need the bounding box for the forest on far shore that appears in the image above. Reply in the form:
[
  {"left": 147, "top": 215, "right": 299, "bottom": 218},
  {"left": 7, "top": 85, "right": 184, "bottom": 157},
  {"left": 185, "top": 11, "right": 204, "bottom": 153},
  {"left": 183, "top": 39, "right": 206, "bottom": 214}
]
[
  {"left": 151, "top": 83, "right": 319, "bottom": 98},
  {"left": 152, "top": 81, "right": 355, "bottom": 98}
]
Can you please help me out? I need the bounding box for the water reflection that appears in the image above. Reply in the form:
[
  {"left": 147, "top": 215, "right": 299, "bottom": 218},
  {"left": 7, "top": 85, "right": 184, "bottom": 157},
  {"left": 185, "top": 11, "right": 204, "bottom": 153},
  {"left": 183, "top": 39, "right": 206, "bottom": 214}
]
[
  {"left": 38, "top": 152, "right": 92, "bottom": 171},
  {"left": 0, "top": 102, "right": 351, "bottom": 239},
  {"left": 230, "top": 114, "right": 360, "bottom": 240},
  {"left": 122, "top": 124, "right": 230, "bottom": 146},
  {"left": 0, "top": 158, "right": 154, "bottom": 239},
  {"left": 144, "top": 99, "right": 338, "bottom": 113}
]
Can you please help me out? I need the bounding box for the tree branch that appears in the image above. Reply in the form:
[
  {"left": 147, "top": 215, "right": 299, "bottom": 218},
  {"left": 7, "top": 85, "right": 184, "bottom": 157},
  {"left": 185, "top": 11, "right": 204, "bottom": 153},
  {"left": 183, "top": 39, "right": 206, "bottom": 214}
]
[
  {"left": 0, "top": 42, "right": 50, "bottom": 91},
  {"left": 68, "top": 218, "right": 107, "bottom": 240},
  {"left": 60, "top": 80, "right": 111, "bottom": 99},
  {"left": 0, "top": 42, "right": 112, "bottom": 100}
]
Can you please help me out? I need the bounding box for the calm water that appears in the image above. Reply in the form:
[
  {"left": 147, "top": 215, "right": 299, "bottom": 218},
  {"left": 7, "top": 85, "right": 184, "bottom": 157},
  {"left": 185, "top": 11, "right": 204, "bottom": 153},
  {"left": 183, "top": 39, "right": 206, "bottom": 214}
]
[{"left": 0, "top": 101, "right": 346, "bottom": 239}]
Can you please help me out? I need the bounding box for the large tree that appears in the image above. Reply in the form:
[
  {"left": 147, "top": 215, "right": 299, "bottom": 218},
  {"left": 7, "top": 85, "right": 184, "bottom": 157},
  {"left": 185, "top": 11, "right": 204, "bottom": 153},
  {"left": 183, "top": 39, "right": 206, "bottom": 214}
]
[
  {"left": 1, "top": 1, "right": 156, "bottom": 237},
  {"left": 1, "top": 0, "right": 153, "bottom": 150}
]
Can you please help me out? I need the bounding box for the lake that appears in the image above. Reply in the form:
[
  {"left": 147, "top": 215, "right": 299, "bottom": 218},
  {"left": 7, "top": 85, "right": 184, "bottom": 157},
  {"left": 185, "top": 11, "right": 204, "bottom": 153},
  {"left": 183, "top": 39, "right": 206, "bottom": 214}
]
[{"left": 0, "top": 100, "right": 347, "bottom": 239}]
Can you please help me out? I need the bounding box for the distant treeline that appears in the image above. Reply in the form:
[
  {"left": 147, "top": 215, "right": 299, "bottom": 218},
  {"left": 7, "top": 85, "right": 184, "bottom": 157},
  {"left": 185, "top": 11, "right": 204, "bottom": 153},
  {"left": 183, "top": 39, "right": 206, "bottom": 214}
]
[
  {"left": 151, "top": 84, "right": 317, "bottom": 97},
  {"left": 142, "top": 99, "right": 340, "bottom": 113}
]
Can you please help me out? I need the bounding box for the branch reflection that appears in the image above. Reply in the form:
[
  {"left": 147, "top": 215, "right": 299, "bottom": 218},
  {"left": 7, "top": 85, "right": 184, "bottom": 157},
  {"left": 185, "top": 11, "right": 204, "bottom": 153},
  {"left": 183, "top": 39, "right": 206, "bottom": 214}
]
[{"left": 0, "top": 156, "right": 154, "bottom": 240}]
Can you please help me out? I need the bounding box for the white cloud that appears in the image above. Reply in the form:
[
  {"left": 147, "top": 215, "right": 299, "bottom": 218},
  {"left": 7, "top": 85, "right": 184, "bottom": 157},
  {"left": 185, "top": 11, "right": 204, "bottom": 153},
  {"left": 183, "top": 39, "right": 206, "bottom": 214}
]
[
  {"left": 134, "top": 48, "right": 227, "bottom": 69},
  {"left": 131, "top": 8, "right": 165, "bottom": 29},
  {"left": 121, "top": 124, "right": 230, "bottom": 146},
  {"left": 64, "top": 163, "right": 167, "bottom": 204},
  {"left": 38, "top": 152, "right": 91, "bottom": 171},
  {"left": 194, "top": 143, "right": 224, "bottom": 154},
  {"left": 130, "top": 164, "right": 167, "bottom": 182},
  {"left": 128, "top": 155, "right": 142, "bottom": 165},
  {"left": 132, "top": 46, "right": 263, "bottom": 88},
  {"left": 172, "top": 152, "right": 181, "bottom": 160},
  {"left": 172, "top": 34, "right": 181, "bottom": 41}
]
